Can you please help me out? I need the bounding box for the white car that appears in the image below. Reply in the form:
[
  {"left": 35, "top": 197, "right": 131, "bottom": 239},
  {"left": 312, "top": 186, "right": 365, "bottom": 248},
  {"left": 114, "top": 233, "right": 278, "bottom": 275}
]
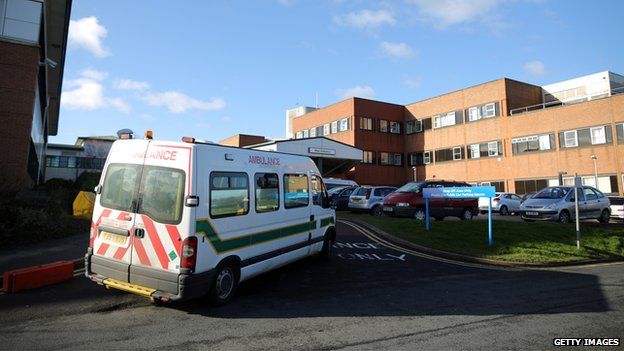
[
  {"left": 609, "top": 196, "right": 624, "bottom": 221},
  {"left": 479, "top": 192, "right": 523, "bottom": 215},
  {"left": 323, "top": 177, "right": 358, "bottom": 190}
]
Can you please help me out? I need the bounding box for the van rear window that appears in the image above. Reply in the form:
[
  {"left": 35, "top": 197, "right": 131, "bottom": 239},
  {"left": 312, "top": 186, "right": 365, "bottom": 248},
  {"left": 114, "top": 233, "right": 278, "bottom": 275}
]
[{"left": 101, "top": 164, "right": 141, "bottom": 212}]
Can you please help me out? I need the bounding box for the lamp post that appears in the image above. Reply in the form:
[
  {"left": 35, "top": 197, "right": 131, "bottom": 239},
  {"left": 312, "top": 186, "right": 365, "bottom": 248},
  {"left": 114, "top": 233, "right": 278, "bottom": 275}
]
[
  {"left": 591, "top": 155, "right": 598, "bottom": 187},
  {"left": 412, "top": 166, "right": 417, "bottom": 181}
]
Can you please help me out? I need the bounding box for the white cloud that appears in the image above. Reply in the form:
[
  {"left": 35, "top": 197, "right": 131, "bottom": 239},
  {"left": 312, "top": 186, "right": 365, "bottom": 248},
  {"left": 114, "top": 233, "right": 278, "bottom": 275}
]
[
  {"left": 524, "top": 60, "right": 546, "bottom": 76},
  {"left": 335, "top": 85, "right": 376, "bottom": 100},
  {"left": 408, "top": 0, "right": 502, "bottom": 28},
  {"left": 114, "top": 79, "right": 151, "bottom": 91},
  {"left": 68, "top": 16, "right": 110, "bottom": 57},
  {"left": 333, "top": 9, "right": 396, "bottom": 30},
  {"left": 80, "top": 69, "right": 108, "bottom": 81},
  {"left": 144, "top": 91, "right": 226, "bottom": 113},
  {"left": 380, "top": 41, "right": 417, "bottom": 59},
  {"left": 61, "top": 70, "right": 130, "bottom": 113}
]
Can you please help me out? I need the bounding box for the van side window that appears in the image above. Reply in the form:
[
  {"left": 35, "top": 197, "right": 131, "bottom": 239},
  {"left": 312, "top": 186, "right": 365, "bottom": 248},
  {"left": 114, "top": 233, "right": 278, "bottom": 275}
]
[
  {"left": 210, "top": 172, "right": 249, "bottom": 218},
  {"left": 311, "top": 176, "right": 328, "bottom": 206},
  {"left": 284, "top": 174, "right": 309, "bottom": 209},
  {"left": 255, "top": 173, "right": 279, "bottom": 213}
]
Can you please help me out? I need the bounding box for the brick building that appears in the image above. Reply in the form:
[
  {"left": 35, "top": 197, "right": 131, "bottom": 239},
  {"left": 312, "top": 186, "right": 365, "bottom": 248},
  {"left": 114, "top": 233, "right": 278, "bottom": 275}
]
[
  {"left": 0, "top": 0, "right": 72, "bottom": 192},
  {"left": 289, "top": 71, "right": 624, "bottom": 195}
]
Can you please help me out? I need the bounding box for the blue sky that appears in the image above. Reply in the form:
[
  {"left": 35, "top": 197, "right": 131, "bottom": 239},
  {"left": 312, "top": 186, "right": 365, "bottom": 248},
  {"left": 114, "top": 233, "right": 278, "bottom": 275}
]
[{"left": 51, "top": 0, "right": 624, "bottom": 144}]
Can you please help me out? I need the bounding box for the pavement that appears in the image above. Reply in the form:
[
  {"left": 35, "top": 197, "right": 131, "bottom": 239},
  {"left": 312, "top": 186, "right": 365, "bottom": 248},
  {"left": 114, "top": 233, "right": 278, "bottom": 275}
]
[{"left": 0, "top": 221, "right": 622, "bottom": 350}]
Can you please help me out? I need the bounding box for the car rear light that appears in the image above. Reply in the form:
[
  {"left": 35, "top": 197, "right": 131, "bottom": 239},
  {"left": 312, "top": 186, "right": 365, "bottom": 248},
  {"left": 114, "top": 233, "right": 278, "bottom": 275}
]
[
  {"left": 365, "top": 189, "right": 372, "bottom": 200},
  {"left": 493, "top": 198, "right": 500, "bottom": 203},
  {"left": 180, "top": 237, "right": 198, "bottom": 271}
]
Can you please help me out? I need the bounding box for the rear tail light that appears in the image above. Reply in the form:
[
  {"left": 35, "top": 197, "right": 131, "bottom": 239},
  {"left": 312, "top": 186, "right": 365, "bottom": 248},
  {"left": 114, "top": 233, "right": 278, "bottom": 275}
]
[
  {"left": 180, "top": 237, "right": 198, "bottom": 271},
  {"left": 493, "top": 198, "right": 500, "bottom": 203},
  {"left": 365, "top": 189, "right": 372, "bottom": 200}
]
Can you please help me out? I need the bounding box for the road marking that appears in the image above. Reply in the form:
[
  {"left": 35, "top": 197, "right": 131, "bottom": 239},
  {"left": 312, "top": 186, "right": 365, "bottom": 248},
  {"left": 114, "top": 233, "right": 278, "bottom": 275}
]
[{"left": 338, "top": 220, "right": 518, "bottom": 271}]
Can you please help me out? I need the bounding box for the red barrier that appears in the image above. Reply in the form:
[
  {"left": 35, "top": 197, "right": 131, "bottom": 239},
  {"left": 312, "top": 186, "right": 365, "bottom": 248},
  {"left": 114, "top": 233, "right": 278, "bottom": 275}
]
[{"left": 2, "top": 261, "right": 74, "bottom": 293}]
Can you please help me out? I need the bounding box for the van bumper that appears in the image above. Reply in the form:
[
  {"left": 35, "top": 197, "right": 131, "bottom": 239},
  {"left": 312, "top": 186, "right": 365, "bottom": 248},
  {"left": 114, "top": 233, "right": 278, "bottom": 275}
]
[{"left": 85, "top": 249, "right": 214, "bottom": 302}]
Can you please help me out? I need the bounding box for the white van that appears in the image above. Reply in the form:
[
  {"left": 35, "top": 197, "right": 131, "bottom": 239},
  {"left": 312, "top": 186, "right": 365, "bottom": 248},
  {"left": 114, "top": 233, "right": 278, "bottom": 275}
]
[{"left": 86, "top": 136, "right": 336, "bottom": 304}]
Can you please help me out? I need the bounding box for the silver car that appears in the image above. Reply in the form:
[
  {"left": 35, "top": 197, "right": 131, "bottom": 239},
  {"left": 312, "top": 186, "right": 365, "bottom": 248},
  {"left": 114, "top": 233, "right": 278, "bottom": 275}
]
[
  {"left": 520, "top": 186, "right": 611, "bottom": 224},
  {"left": 349, "top": 186, "right": 397, "bottom": 216},
  {"left": 479, "top": 192, "right": 523, "bottom": 215}
]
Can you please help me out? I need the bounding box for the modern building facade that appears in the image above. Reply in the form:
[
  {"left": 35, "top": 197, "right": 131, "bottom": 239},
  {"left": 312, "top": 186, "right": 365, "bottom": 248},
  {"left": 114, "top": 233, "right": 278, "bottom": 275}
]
[
  {"left": 45, "top": 136, "right": 115, "bottom": 181},
  {"left": 289, "top": 71, "right": 624, "bottom": 195},
  {"left": 0, "top": 0, "right": 72, "bottom": 192}
]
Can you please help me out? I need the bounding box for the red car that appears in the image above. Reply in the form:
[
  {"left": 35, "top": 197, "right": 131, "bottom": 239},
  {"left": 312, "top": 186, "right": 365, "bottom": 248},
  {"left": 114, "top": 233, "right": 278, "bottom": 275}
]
[{"left": 382, "top": 180, "right": 479, "bottom": 221}]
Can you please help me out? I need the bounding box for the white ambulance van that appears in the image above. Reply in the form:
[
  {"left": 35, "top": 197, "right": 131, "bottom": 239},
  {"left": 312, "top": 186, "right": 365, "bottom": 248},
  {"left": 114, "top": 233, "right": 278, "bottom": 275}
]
[{"left": 86, "top": 135, "right": 336, "bottom": 304}]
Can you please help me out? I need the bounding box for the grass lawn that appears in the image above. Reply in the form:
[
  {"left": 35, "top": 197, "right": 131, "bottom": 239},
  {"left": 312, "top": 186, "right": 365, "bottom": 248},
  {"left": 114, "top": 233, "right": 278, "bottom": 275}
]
[{"left": 338, "top": 212, "right": 624, "bottom": 264}]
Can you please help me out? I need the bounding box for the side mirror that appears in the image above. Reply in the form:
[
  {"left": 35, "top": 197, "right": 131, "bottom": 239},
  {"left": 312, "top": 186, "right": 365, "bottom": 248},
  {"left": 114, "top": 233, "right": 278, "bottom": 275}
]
[{"left": 94, "top": 184, "right": 102, "bottom": 194}]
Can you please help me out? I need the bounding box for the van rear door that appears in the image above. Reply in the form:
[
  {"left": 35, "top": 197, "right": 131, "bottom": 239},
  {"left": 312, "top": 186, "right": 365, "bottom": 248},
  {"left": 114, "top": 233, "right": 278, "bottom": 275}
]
[{"left": 129, "top": 142, "right": 193, "bottom": 281}]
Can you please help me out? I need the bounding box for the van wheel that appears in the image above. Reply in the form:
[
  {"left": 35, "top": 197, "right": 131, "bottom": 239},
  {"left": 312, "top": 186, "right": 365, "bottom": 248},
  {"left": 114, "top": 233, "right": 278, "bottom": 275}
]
[
  {"left": 499, "top": 206, "right": 509, "bottom": 216},
  {"left": 208, "top": 261, "right": 239, "bottom": 306},
  {"left": 371, "top": 205, "right": 383, "bottom": 217},
  {"left": 318, "top": 234, "right": 332, "bottom": 261},
  {"left": 413, "top": 208, "right": 426, "bottom": 221},
  {"left": 461, "top": 209, "right": 473, "bottom": 221},
  {"left": 598, "top": 209, "right": 610, "bottom": 224},
  {"left": 558, "top": 210, "right": 570, "bottom": 224}
]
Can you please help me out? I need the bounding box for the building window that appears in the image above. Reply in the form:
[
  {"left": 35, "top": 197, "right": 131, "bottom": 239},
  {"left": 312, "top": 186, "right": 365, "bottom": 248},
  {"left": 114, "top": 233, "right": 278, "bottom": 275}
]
[
  {"left": 379, "top": 120, "right": 388, "bottom": 133},
  {"left": 564, "top": 130, "right": 578, "bottom": 147},
  {"left": 389, "top": 121, "right": 401, "bottom": 134},
  {"left": 295, "top": 131, "right": 303, "bottom": 139},
  {"left": 616, "top": 123, "right": 624, "bottom": 144},
  {"left": 360, "top": 117, "right": 373, "bottom": 130},
  {"left": 452, "top": 147, "right": 462, "bottom": 160},
  {"left": 362, "top": 151, "right": 375, "bottom": 164},
  {"left": 331, "top": 121, "right": 338, "bottom": 134},
  {"left": 316, "top": 126, "right": 324, "bottom": 136},
  {"left": 466, "top": 102, "right": 499, "bottom": 122},
  {"left": 470, "top": 144, "right": 480, "bottom": 159},
  {"left": 255, "top": 173, "right": 279, "bottom": 213},
  {"left": 514, "top": 178, "right": 553, "bottom": 195},
  {"left": 483, "top": 103, "right": 496, "bottom": 118},
  {"left": 434, "top": 112, "right": 456, "bottom": 128},
  {"left": 339, "top": 117, "right": 350, "bottom": 132},
  {"left": 435, "top": 147, "right": 463, "bottom": 163},
  {"left": 487, "top": 141, "right": 499, "bottom": 156},
  {"left": 210, "top": 172, "right": 250, "bottom": 218},
  {"left": 415, "top": 120, "right": 423, "bottom": 132},
  {"left": 303, "top": 129, "right": 309, "bottom": 138},
  {"left": 284, "top": 174, "right": 309, "bottom": 209},
  {"left": 512, "top": 134, "right": 554, "bottom": 154},
  {"left": 406, "top": 120, "right": 414, "bottom": 134},
  {"left": 423, "top": 151, "right": 431, "bottom": 164},
  {"left": 468, "top": 107, "right": 480, "bottom": 122},
  {"left": 310, "top": 127, "right": 317, "bottom": 137},
  {"left": 379, "top": 152, "right": 402, "bottom": 166},
  {"left": 323, "top": 124, "right": 330, "bottom": 136},
  {"left": 590, "top": 126, "right": 606, "bottom": 145}
]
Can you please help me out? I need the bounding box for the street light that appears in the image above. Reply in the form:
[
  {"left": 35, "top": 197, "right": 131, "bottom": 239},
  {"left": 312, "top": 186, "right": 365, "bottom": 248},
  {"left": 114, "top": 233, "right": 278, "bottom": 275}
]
[
  {"left": 591, "top": 155, "right": 598, "bottom": 187},
  {"left": 412, "top": 166, "right": 417, "bottom": 181}
]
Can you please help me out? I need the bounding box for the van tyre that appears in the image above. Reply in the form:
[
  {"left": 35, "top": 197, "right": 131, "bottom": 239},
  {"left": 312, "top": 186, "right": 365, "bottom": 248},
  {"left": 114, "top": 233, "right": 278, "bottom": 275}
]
[
  {"left": 461, "top": 209, "right": 473, "bottom": 221},
  {"left": 598, "top": 209, "right": 610, "bottom": 224},
  {"left": 208, "top": 261, "right": 239, "bottom": 306},
  {"left": 371, "top": 205, "right": 383, "bottom": 217},
  {"left": 318, "top": 234, "right": 332, "bottom": 261},
  {"left": 499, "top": 206, "right": 509, "bottom": 216},
  {"left": 558, "top": 210, "right": 570, "bottom": 224}
]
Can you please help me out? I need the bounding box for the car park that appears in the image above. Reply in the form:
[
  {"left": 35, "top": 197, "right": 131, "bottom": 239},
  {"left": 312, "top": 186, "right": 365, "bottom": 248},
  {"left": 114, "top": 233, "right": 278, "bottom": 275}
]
[
  {"left": 608, "top": 196, "right": 624, "bottom": 221},
  {"left": 479, "top": 192, "right": 523, "bottom": 215},
  {"left": 348, "top": 186, "right": 397, "bottom": 216},
  {"left": 323, "top": 177, "right": 358, "bottom": 190},
  {"left": 382, "top": 180, "right": 479, "bottom": 221},
  {"left": 519, "top": 186, "right": 611, "bottom": 224},
  {"left": 330, "top": 186, "right": 357, "bottom": 211}
]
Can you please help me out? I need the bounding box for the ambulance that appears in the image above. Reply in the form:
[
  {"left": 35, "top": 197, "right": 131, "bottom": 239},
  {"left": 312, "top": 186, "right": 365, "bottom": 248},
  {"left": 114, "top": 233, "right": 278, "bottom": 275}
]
[{"left": 85, "top": 132, "right": 336, "bottom": 305}]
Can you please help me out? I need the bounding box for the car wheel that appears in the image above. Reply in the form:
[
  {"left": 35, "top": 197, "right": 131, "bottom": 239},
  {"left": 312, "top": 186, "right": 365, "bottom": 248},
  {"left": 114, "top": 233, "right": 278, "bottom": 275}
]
[
  {"left": 558, "top": 210, "right": 570, "bottom": 224},
  {"left": 461, "top": 209, "right": 473, "bottom": 221},
  {"left": 499, "top": 205, "right": 509, "bottom": 216},
  {"left": 413, "top": 208, "right": 426, "bottom": 221},
  {"left": 208, "top": 261, "right": 239, "bottom": 306},
  {"left": 371, "top": 205, "right": 383, "bottom": 217},
  {"left": 598, "top": 209, "right": 610, "bottom": 224}
]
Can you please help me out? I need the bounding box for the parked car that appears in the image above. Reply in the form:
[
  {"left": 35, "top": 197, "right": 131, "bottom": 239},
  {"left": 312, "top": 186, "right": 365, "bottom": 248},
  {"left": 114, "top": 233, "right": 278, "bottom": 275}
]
[
  {"left": 608, "top": 196, "right": 624, "bottom": 221},
  {"left": 479, "top": 192, "right": 523, "bottom": 215},
  {"left": 519, "top": 186, "right": 611, "bottom": 224},
  {"left": 323, "top": 177, "right": 358, "bottom": 190},
  {"left": 349, "top": 186, "right": 397, "bottom": 216},
  {"left": 382, "top": 180, "right": 479, "bottom": 221},
  {"left": 520, "top": 193, "right": 535, "bottom": 203},
  {"left": 327, "top": 185, "right": 348, "bottom": 197},
  {"left": 330, "top": 186, "right": 357, "bottom": 211}
]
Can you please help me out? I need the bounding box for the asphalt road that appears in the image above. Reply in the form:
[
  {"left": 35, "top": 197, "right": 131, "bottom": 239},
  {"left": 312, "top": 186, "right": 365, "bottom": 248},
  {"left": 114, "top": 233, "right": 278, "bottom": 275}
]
[{"left": 0, "top": 221, "right": 622, "bottom": 350}]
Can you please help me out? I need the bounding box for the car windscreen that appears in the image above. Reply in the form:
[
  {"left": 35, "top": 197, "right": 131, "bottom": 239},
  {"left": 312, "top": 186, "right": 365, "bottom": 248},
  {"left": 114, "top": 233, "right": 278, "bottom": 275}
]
[
  {"left": 101, "top": 163, "right": 185, "bottom": 224},
  {"left": 533, "top": 187, "right": 569, "bottom": 199},
  {"left": 396, "top": 182, "right": 423, "bottom": 193}
]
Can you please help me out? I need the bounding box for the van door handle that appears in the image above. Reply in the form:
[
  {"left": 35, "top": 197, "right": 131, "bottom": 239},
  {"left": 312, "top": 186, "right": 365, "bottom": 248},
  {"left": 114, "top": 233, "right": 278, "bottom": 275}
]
[
  {"left": 310, "top": 215, "right": 315, "bottom": 222},
  {"left": 134, "top": 228, "right": 145, "bottom": 238}
]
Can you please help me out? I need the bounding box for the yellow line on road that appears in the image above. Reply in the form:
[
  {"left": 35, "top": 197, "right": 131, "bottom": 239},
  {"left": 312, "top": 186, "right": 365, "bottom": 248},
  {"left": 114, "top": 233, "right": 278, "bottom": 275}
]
[{"left": 338, "top": 220, "right": 518, "bottom": 271}]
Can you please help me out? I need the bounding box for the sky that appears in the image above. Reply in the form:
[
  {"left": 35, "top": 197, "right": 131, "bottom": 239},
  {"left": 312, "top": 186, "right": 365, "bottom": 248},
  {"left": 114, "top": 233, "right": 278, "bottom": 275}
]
[{"left": 51, "top": 0, "right": 624, "bottom": 144}]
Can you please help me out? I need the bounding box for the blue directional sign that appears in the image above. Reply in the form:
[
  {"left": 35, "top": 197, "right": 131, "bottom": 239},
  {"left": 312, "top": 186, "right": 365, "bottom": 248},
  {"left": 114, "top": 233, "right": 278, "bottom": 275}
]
[{"left": 423, "top": 186, "right": 496, "bottom": 199}]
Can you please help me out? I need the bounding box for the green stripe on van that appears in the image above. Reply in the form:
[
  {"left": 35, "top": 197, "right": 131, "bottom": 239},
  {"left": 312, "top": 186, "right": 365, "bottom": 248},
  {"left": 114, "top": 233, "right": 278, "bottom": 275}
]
[{"left": 195, "top": 216, "right": 335, "bottom": 254}]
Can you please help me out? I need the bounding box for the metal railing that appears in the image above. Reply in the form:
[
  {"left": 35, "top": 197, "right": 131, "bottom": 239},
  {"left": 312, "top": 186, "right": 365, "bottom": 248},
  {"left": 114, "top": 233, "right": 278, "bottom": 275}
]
[{"left": 509, "top": 86, "right": 624, "bottom": 116}]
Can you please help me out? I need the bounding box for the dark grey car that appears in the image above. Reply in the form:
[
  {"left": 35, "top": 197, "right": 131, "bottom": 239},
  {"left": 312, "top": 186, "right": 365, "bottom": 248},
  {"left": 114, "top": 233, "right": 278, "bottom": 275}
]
[{"left": 519, "top": 186, "right": 611, "bottom": 223}]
